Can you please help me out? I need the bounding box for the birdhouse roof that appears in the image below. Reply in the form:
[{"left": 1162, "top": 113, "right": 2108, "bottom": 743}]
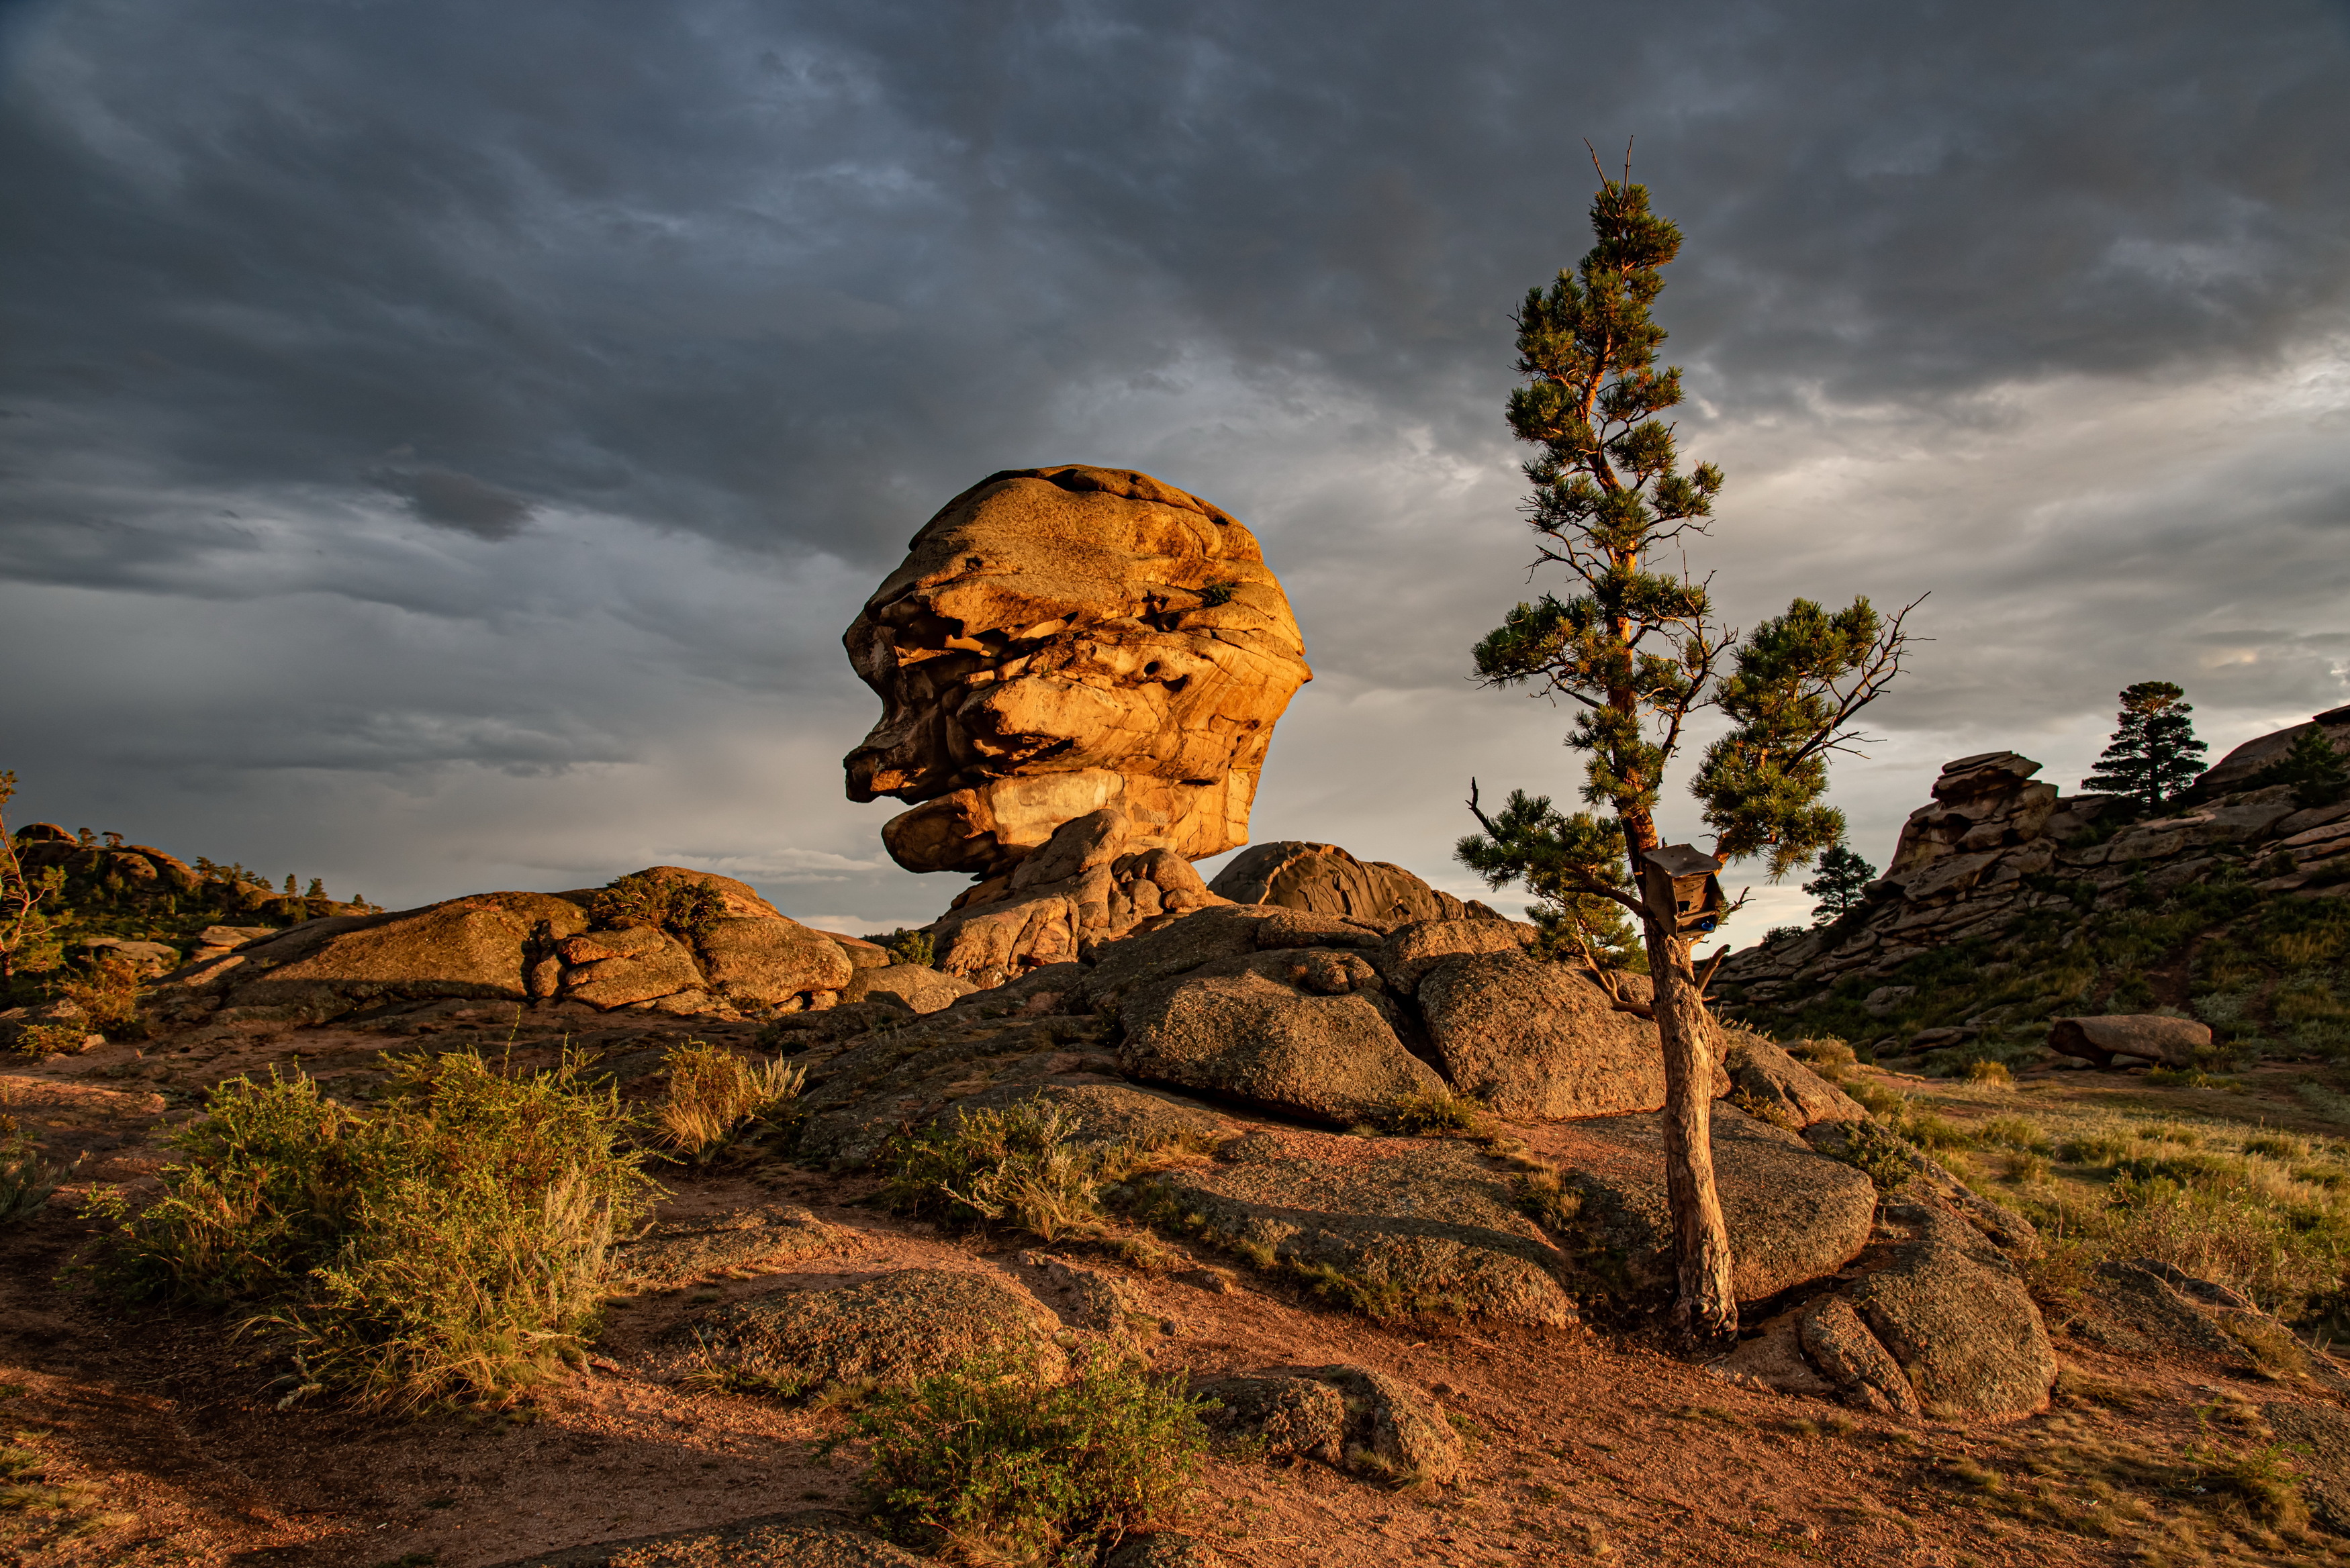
[{"left": 1642, "top": 844, "right": 1722, "bottom": 879}]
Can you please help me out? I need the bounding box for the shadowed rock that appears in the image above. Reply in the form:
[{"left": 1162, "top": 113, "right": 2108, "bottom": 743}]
[
  {"left": 487, "top": 1510, "right": 923, "bottom": 1567},
  {"left": 2048, "top": 1014, "right": 2214, "bottom": 1067},
  {"left": 1117, "top": 952, "right": 1444, "bottom": 1126},
  {"left": 1417, "top": 948, "right": 1677, "bottom": 1120}
]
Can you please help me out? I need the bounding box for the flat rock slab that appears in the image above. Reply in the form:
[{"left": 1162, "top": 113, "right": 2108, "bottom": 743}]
[
  {"left": 1536, "top": 1105, "right": 1879, "bottom": 1304},
  {"left": 947, "top": 1078, "right": 1232, "bottom": 1151},
  {"left": 489, "top": 1510, "right": 923, "bottom": 1567},
  {"left": 673, "top": 1267, "right": 1065, "bottom": 1396},
  {"left": 2048, "top": 1014, "right": 2213, "bottom": 1067},
  {"left": 1134, "top": 1130, "right": 1576, "bottom": 1326},
  {"left": 613, "top": 1205, "right": 841, "bottom": 1288}
]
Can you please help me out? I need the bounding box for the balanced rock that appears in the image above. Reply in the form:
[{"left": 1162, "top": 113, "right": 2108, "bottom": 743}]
[
  {"left": 842, "top": 465, "right": 1311, "bottom": 878},
  {"left": 1210, "top": 840, "right": 1498, "bottom": 924}
]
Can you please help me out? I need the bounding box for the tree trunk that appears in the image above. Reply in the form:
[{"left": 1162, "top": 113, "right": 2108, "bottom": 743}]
[{"left": 1640, "top": 899, "right": 1738, "bottom": 1345}]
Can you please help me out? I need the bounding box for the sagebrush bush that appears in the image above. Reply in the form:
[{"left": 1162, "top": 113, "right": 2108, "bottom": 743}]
[
  {"left": 653, "top": 1042, "right": 804, "bottom": 1162},
  {"left": 589, "top": 871, "right": 724, "bottom": 938},
  {"left": 853, "top": 1350, "right": 1213, "bottom": 1563},
  {"left": 55, "top": 955, "right": 149, "bottom": 1040},
  {"left": 89, "top": 1050, "right": 658, "bottom": 1410},
  {"left": 883, "top": 1103, "right": 1125, "bottom": 1242}
]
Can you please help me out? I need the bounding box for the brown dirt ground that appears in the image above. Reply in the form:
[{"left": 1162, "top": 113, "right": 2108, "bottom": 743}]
[{"left": 5, "top": 1019, "right": 2349, "bottom": 1568}]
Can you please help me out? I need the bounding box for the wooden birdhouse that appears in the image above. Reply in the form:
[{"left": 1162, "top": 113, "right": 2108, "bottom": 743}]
[{"left": 1640, "top": 844, "right": 1727, "bottom": 934}]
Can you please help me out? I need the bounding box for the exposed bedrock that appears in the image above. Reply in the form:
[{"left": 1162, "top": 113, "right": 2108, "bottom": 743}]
[{"left": 841, "top": 464, "right": 1312, "bottom": 879}]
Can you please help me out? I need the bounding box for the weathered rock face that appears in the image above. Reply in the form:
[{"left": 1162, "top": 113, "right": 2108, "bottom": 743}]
[
  {"left": 1137, "top": 1129, "right": 1580, "bottom": 1327},
  {"left": 1722, "top": 1033, "right": 1865, "bottom": 1129},
  {"left": 1552, "top": 1106, "right": 1880, "bottom": 1305},
  {"left": 1210, "top": 841, "right": 1498, "bottom": 924},
  {"left": 1417, "top": 949, "right": 1677, "bottom": 1120},
  {"left": 842, "top": 465, "right": 1311, "bottom": 878},
  {"left": 1711, "top": 720, "right": 2350, "bottom": 1022},
  {"left": 1117, "top": 952, "right": 1444, "bottom": 1126},
  {"left": 1840, "top": 1198, "right": 2057, "bottom": 1420},
  {"left": 150, "top": 868, "right": 860, "bottom": 1025},
  {"left": 2195, "top": 702, "right": 2350, "bottom": 797},
  {"left": 921, "top": 805, "right": 1233, "bottom": 984}
]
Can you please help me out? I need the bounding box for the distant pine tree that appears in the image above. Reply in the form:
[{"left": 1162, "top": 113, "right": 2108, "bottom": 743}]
[
  {"left": 2252, "top": 728, "right": 2350, "bottom": 809},
  {"left": 1800, "top": 844, "right": 1876, "bottom": 926},
  {"left": 2083, "top": 681, "right": 2208, "bottom": 815}
]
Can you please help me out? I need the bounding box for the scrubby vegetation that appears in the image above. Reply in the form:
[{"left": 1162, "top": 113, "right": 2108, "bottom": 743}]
[
  {"left": 882, "top": 1102, "right": 1136, "bottom": 1242},
  {"left": 85, "top": 1049, "right": 658, "bottom": 1411},
  {"left": 649, "top": 1040, "right": 804, "bottom": 1164},
  {"left": 1749, "top": 866, "right": 2350, "bottom": 1077},
  {"left": 849, "top": 1350, "right": 1213, "bottom": 1563}
]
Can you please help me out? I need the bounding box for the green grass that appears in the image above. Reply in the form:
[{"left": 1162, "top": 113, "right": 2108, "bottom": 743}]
[
  {"left": 86, "top": 1048, "right": 659, "bottom": 1412},
  {"left": 849, "top": 1350, "right": 1213, "bottom": 1563}
]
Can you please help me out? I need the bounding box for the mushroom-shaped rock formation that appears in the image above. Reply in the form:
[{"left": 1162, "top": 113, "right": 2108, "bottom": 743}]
[{"left": 842, "top": 464, "right": 1312, "bottom": 879}]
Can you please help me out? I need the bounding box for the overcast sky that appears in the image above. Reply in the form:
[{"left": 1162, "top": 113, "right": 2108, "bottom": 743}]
[{"left": 4, "top": 0, "right": 2348, "bottom": 939}]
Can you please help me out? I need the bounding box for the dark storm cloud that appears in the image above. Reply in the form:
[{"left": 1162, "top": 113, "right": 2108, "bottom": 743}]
[
  {"left": 369, "top": 467, "right": 536, "bottom": 539},
  {"left": 2, "top": 0, "right": 2347, "bottom": 922}
]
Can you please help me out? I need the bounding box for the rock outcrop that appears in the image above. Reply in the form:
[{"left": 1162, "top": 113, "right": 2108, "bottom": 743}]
[
  {"left": 1711, "top": 717, "right": 2350, "bottom": 1024},
  {"left": 841, "top": 465, "right": 1311, "bottom": 879},
  {"left": 1209, "top": 841, "right": 1499, "bottom": 924},
  {"left": 149, "top": 868, "right": 865, "bottom": 1025},
  {"left": 921, "top": 805, "right": 1233, "bottom": 985}
]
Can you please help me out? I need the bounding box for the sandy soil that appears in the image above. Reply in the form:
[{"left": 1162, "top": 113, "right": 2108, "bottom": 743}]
[{"left": 3, "top": 1020, "right": 2346, "bottom": 1568}]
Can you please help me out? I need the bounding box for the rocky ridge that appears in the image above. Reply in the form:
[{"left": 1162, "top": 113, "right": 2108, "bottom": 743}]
[{"left": 1711, "top": 736, "right": 2350, "bottom": 1034}]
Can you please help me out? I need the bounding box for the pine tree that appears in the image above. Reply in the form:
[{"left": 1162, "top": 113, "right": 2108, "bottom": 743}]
[
  {"left": 2251, "top": 728, "right": 2349, "bottom": 809},
  {"left": 2082, "top": 682, "right": 2207, "bottom": 815},
  {"left": 1464, "top": 168, "right": 1914, "bottom": 1340},
  {"left": 1801, "top": 844, "right": 1876, "bottom": 926},
  {"left": 1456, "top": 787, "right": 1647, "bottom": 974}
]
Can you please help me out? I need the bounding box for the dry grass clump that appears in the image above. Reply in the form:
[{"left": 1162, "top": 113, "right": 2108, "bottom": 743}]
[
  {"left": 883, "top": 1101, "right": 1143, "bottom": 1243},
  {"left": 87, "top": 1050, "right": 657, "bottom": 1412},
  {"left": 651, "top": 1041, "right": 804, "bottom": 1162},
  {"left": 849, "top": 1349, "right": 1213, "bottom": 1563},
  {"left": 0, "top": 1129, "right": 71, "bottom": 1228},
  {"left": 1374, "top": 1088, "right": 1486, "bottom": 1138}
]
